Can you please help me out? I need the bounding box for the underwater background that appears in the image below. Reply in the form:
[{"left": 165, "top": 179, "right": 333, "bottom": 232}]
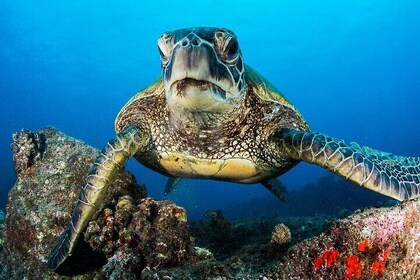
[{"left": 1, "top": 0, "right": 419, "bottom": 220}]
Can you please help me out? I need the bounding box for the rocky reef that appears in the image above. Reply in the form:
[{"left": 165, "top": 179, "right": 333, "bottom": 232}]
[
  {"left": 272, "top": 197, "right": 420, "bottom": 279},
  {"left": 84, "top": 197, "right": 196, "bottom": 279},
  {"left": 10, "top": 129, "right": 46, "bottom": 175},
  {"left": 1, "top": 127, "right": 419, "bottom": 279},
  {"left": 1, "top": 127, "right": 197, "bottom": 279}
]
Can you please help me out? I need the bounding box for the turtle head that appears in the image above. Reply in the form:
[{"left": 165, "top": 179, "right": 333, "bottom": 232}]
[{"left": 158, "top": 27, "right": 245, "bottom": 120}]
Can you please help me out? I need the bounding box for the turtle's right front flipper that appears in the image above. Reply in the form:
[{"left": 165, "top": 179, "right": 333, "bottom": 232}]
[
  {"left": 276, "top": 129, "right": 420, "bottom": 201},
  {"left": 47, "top": 126, "right": 150, "bottom": 271}
]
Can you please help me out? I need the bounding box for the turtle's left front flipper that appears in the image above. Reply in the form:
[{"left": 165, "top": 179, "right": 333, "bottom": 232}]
[
  {"left": 275, "top": 129, "right": 420, "bottom": 201},
  {"left": 47, "top": 126, "right": 150, "bottom": 271}
]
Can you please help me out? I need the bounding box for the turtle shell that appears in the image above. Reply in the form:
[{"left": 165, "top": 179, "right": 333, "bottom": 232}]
[{"left": 244, "top": 65, "right": 305, "bottom": 119}]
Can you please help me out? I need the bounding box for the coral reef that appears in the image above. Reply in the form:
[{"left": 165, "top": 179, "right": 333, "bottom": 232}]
[
  {"left": 272, "top": 197, "right": 420, "bottom": 279},
  {"left": 1, "top": 127, "right": 418, "bottom": 279},
  {"left": 1, "top": 127, "right": 146, "bottom": 279},
  {"left": 85, "top": 197, "right": 195, "bottom": 279},
  {"left": 147, "top": 214, "right": 327, "bottom": 279}
]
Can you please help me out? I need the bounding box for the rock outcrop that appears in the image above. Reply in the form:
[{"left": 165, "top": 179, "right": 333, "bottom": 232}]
[
  {"left": 1, "top": 127, "right": 196, "bottom": 279},
  {"left": 1, "top": 127, "right": 418, "bottom": 279}
]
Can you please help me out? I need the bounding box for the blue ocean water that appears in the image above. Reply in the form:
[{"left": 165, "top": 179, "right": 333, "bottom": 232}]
[{"left": 1, "top": 1, "right": 419, "bottom": 220}]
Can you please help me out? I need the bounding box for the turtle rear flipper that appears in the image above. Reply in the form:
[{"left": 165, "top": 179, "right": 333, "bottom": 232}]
[
  {"left": 262, "top": 178, "right": 288, "bottom": 203},
  {"left": 47, "top": 126, "right": 150, "bottom": 270},
  {"left": 277, "top": 129, "right": 419, "bottom": 201},
  {"left": 164, "top": 177, "right": 182, "bottom": 196}
]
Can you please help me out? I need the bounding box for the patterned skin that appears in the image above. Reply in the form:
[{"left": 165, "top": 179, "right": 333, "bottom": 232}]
[{"left": 278, "top": 129, "right": 419, "bottom": 200}]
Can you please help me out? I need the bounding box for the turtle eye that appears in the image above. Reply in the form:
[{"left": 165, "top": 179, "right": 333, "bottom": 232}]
[
  {"left": 225, "top": 39, "right": 239, "bottom": 60},
  {"left": 157, "top": 32, "right": 174, "bottom": 63},
  {"left": 214, "top": 30, "right": 239, "bottom": 61}
]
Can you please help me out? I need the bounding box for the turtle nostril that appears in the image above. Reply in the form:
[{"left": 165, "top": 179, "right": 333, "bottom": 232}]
[
  {"left": 181, "top": 39, "right": 189, "bottom": 47},
  {"left": 192, "top": 38, "right": 199, "bottom": 46}
]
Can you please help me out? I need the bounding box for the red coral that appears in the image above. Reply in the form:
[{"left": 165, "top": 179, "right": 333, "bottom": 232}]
[
  {"left": 381, "top": 248, "right": 390, "bottom": 261},
  {"left": 371, "top": 248, "right": 390, "bottom": 275},
  {"left": 357, "top": 240, "right": 369, "bottom": 252},
  {"left": 371, "top": 260, "right": 385, "bottom": 275},
  {"left": 345, "top": 255, "right": 363, "bottom": 279},
  {"left": 314, "top": 249, "right": 340, "bottom": 269},
  {"left": 314, "top": 257, "right": 324, "bottom": 269}
]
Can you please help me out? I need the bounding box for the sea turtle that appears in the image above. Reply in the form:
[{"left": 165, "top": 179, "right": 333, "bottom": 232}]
[{"left": 48, "top": 27, "right": 420, "bottom": 270}]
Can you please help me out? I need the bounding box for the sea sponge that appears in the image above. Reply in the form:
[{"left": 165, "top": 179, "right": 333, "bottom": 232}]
[
  {"left": 270, "top": 223, "right": 291, "bottom": 248},
  {"left": 344, "top": 255, "right": 363, "bottom": 279},
  {"left": 314, "top": 249, "right": 340, "bottom": 269}
]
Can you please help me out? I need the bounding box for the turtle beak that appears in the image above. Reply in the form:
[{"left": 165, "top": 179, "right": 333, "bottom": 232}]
[{"left": 163, "top": 34, "right": 234, "bottom": 100}]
